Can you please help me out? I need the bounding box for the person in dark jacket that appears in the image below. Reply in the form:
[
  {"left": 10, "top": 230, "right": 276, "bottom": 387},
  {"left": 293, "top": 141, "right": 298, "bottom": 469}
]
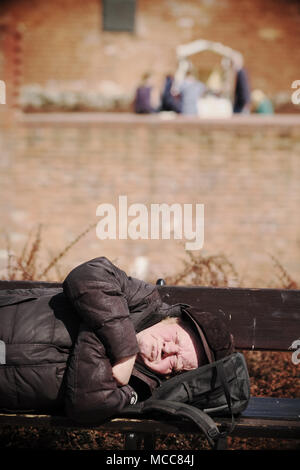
[
  {"left": 0, "top": 257, "right": 233, "bottom": 424},
  {"left": 133, "top": 72, "right": 156, "bottom": 114},
  {"left": 233, "top": 67, "right": 251, "bottom": 114},
  {"left": 159, "top": 75, "right": 182, "bottom": 113}
]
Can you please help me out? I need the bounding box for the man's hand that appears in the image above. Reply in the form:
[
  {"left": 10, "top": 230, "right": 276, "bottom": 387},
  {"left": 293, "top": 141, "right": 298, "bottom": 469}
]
[{"left": 112, "top": 354, "right": 137, "bottom": 386}]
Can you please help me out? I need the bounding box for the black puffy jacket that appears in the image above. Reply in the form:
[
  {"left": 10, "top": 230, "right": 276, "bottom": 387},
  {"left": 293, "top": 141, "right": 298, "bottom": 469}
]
[
  {"left": 0, "top": 257, "right": 169, "bottom": 422},
  {"left": 0, "top": 257, "right": 234, "bottom": 424}
]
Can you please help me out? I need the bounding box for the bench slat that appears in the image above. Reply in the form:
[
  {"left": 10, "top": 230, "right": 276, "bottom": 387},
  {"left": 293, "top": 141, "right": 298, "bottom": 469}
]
[
  {"left": 0, "top": 410, "right": 299, "bottom": 440},
  {"left": 242, "top": 397, "right": 300, "bottom": 420},
  {"left": 158, "top": 286, "right": 300, "bottom": 351},
  {"left": 0, "top": 281, "right": 62, "bottom": 290},
  {"left": 0, "top": 281, "right": 299, "bottom": 350}
]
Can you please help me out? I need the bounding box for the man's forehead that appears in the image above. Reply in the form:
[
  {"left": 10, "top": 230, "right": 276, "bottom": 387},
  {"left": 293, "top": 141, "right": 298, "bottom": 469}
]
[{"left": 154, "top": 321, "right": 180, "bottom": 337}]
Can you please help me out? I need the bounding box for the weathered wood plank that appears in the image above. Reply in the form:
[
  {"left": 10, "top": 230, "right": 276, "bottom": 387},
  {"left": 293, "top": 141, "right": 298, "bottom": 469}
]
[
  {"left": 241, "top": 397, "right": 300, "bottom": 420},
  {"left": 0, "top": 281, "right": 62, "bottom": 290},
  {"left": 0, "top": 281, "right": 299, "bottom": 351},
  {"left": 0, "top": 412, "right": 299, "bottom": 440},
  {"left": 158, "top": 286, "right": 300, "bottom": 351}
]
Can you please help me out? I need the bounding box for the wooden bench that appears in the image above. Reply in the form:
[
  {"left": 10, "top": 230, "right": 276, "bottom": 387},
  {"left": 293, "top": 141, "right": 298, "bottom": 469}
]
[{"left": 0, "top": 280, "right": 299, "bottom": 450}]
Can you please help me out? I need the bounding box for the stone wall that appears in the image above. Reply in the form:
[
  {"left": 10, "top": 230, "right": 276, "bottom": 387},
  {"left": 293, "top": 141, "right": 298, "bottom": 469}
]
[{"left": 1, "top": 113, "right": 300, "bottom": 286}]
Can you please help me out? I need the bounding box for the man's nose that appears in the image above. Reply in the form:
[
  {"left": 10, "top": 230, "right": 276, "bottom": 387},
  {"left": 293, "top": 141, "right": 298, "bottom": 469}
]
[{"left": 162, "top": 342, "right": 179, "bottom": 356}]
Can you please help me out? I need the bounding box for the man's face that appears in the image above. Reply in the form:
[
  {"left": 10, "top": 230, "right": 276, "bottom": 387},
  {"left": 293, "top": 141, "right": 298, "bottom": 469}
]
[{"left": 136, "top": 321, "right": 200, "bottom": 376}]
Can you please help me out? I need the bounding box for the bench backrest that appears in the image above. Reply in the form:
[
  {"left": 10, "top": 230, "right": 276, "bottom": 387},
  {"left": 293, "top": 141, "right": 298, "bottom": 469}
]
[
  {"left": 0, "top": 280, "right": 299, "bottom": 352},
  {"left": 158, "top": 286, "right": 300, "bottom": 352}
]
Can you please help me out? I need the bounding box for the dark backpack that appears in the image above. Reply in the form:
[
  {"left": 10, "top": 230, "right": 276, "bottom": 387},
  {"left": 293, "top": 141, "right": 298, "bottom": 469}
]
[{"left": 122, "top": 305, "right": 251, "bottom": 449}]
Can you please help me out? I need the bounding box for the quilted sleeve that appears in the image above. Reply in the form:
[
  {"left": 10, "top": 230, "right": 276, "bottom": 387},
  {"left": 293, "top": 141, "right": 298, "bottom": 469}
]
[
  {"left": 64, "top": 324, "right": 137, "bottom": 424},
  {"left": 62, "top": 257, "right": 140, "bottom": 363}
]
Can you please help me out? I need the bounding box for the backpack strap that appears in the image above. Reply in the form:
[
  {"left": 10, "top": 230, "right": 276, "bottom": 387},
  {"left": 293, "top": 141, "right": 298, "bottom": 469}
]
[
  {"left": 142, "top": 399, "right": 226, "bottom": 449},
  {"left": 216, "top": 361, "right": 236, "bottom": 433}
]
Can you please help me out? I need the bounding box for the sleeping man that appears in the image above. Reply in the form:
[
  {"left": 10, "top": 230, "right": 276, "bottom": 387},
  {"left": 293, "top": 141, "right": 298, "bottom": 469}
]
[{"left": 0, "top": 257, "right": 233, "bottom": 423}]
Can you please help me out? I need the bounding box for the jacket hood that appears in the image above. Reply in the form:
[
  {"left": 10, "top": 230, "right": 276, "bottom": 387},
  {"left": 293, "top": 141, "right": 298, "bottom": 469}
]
[{"left": 181, "top": 306, "right": 235, "bottom": 363}]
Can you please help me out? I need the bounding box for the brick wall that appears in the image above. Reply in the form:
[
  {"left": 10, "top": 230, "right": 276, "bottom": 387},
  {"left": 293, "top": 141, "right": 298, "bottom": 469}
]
[
  {"left": 1, "top": 0, "right": 300, "bottom": 100},
  {"left": 1, "top": 113, "right": 300, "bottom": 286}
]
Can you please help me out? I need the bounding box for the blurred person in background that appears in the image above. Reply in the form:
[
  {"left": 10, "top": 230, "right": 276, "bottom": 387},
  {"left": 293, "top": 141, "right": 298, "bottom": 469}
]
[
  {"left": 177, "top": 70, "right": 207, "bottom": 116},
  {"left": 159, "top": 74, "right": 182, "bottom": 113},
  {"left": 133, "top": 72, "right": 156, "bottom": 114},
  {"left": 251, "top": 89, "right": 274, "bottom": 114},
  {"left": 233, "top": 66, "right": 251, "bottom": 114}
]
